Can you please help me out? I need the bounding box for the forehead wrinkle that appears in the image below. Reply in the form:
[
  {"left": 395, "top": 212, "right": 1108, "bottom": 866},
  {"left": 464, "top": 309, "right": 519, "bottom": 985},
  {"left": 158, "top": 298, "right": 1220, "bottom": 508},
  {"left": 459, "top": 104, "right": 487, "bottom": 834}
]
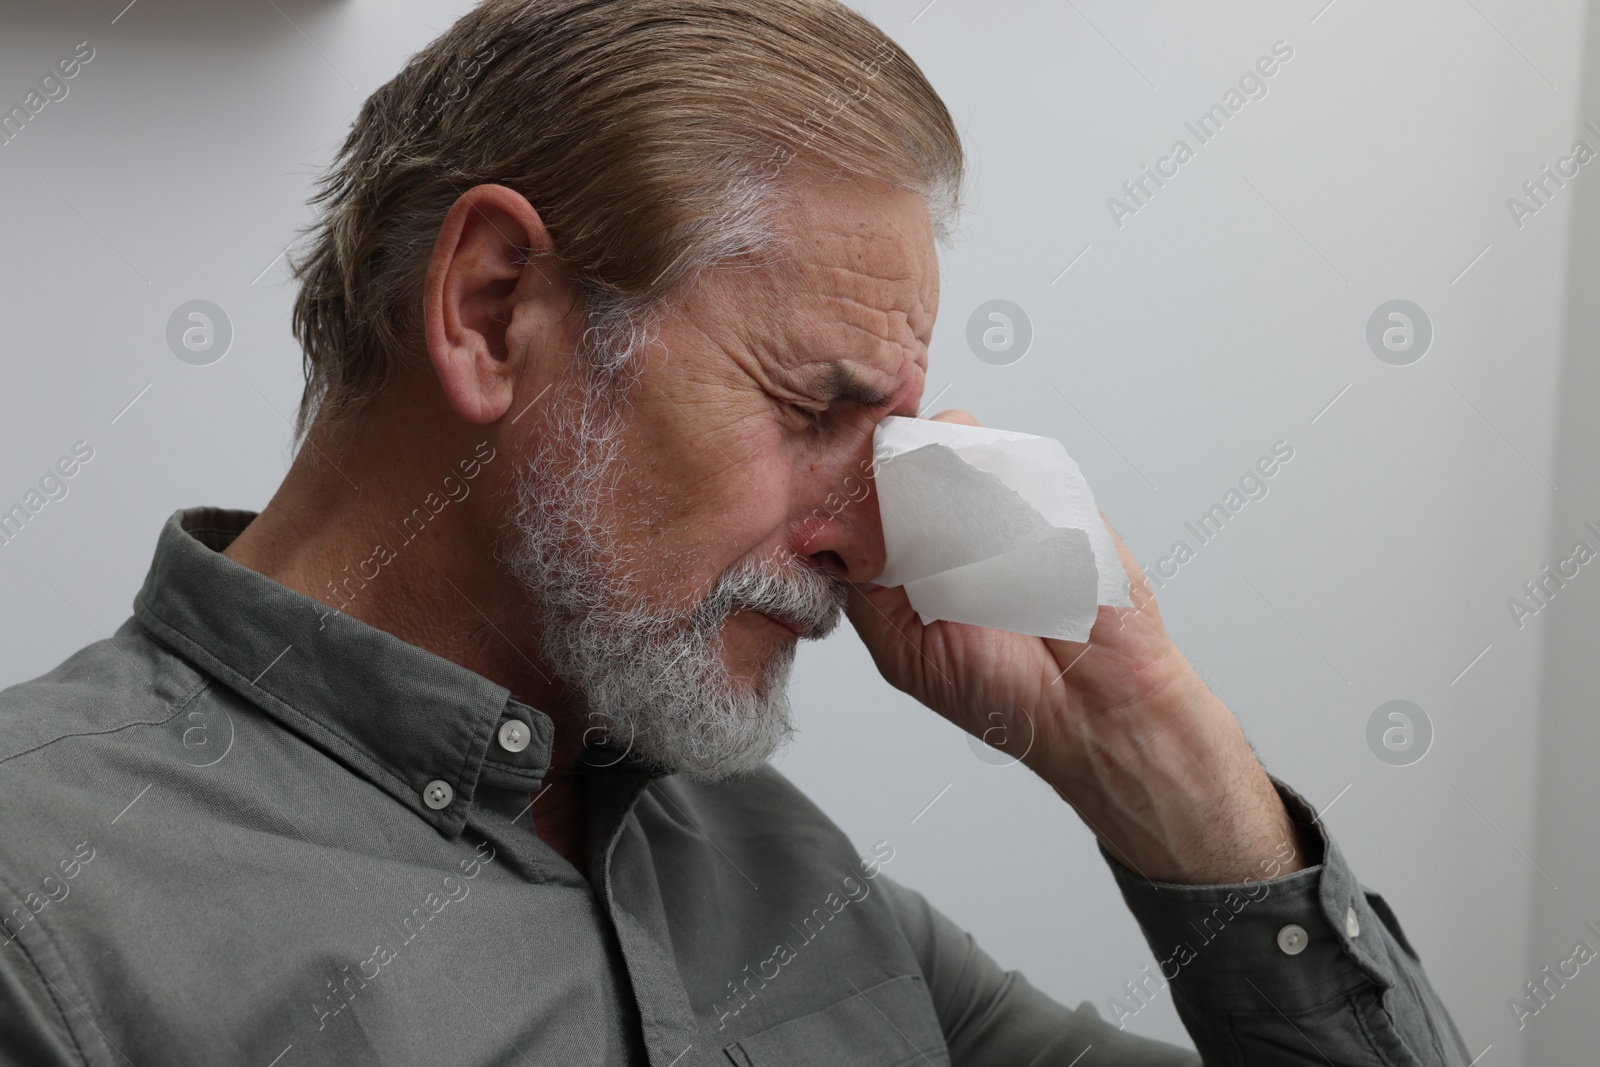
[
  {"left": 807, "top": 195, "right": 938, "bottom": 316},
  {"left": 700, "top": 183, "right": 937, "bottom": 406},
  {"left": 783, "top": 281, "right": 927, "bottom": 393},
  {"left": 857, "top": 197, "right": 940, "bottom": 290},
  {"left": 777, "top": 254, "right": 934, "bottom": 367},
  {"left": 807, "top": 247, "right": 934, "bottom": 336},
  {"left": 772, "top": 175, "right": 937, "bottom": 283},
  {"left": 817, "top": 289, "right": 929, "bottom": 346}
]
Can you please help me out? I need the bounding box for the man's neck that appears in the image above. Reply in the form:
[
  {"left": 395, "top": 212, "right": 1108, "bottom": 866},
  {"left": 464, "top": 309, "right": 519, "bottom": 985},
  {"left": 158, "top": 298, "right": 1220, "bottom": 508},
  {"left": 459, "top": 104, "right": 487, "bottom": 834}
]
[
  {"left": 533, "top": 768, "right": 590, "bottom": 881},
  {"left": 220, "top": 403, "right": 590, "bottom": 878}
]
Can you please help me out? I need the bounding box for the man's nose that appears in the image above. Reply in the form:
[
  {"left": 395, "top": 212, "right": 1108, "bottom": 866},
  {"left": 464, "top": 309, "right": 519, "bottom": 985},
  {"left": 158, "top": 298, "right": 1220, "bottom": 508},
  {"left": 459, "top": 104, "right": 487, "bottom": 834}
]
[
  {"left": 790, "top": 407, "right": 978, "bottom": 584},
  {"left": 789, "top": 451, "right": 889, "bottom": 586}
]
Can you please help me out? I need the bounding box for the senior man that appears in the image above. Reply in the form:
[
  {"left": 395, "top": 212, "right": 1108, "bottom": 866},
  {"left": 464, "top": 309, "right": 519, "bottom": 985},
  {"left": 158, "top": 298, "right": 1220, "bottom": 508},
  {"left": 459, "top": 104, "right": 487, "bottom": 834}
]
[{"left": 0, "top": 1, "right": 1468, "bottom": 1064}]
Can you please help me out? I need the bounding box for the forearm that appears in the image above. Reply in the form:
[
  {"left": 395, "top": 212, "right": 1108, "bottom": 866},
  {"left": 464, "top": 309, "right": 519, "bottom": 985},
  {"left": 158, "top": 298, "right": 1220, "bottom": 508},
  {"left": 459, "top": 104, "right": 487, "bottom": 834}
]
[{"left": 1029, "top": 652, "right": 1313, "bottom": 885}]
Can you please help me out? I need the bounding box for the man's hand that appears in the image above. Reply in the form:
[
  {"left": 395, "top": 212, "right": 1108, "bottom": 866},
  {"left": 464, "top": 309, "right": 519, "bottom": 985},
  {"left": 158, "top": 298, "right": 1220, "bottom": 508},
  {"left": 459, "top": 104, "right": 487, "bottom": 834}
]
[{"left": 844, "top": 409, "right": 1308, "bottom": 885}]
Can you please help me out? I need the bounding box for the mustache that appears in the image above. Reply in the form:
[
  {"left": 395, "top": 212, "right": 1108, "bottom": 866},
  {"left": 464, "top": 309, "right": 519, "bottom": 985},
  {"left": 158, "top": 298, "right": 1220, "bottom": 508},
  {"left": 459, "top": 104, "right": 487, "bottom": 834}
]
[{"left": 695, "top": 551, "right": 848, "bottom": 639}]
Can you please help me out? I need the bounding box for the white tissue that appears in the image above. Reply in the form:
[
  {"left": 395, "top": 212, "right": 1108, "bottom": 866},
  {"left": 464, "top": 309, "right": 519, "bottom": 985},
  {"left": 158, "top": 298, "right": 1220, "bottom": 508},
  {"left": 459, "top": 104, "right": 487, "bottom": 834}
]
[{"left": 871, "top": 416, "right": 1131, "bottom": 642}]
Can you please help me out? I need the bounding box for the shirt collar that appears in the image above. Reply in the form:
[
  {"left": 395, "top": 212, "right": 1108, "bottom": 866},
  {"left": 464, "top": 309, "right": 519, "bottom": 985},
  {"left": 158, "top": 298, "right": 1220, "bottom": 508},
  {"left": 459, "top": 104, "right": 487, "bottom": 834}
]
[{"left": 132, "top": 506, "right": 570, "bottom": 838}]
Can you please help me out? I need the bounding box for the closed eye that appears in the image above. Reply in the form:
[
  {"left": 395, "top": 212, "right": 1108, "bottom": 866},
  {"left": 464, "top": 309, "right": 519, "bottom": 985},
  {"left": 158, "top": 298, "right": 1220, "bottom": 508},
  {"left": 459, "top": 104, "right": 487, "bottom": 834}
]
[{"left": 789, "top": 401, "right": 827, "bottom": 430}]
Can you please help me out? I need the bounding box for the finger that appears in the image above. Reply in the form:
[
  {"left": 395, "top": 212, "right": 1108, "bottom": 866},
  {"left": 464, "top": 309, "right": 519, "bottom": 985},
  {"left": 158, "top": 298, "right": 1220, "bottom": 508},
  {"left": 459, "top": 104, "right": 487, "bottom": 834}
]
[
  {"left": 843, "top": 581, "right": 919, "bottom": 664},
  {"left": 928, "top": 408, "right": 980, "bottom": 427},
  {"left": 843, "top": 580, "right": 901, "bottom": 638}
]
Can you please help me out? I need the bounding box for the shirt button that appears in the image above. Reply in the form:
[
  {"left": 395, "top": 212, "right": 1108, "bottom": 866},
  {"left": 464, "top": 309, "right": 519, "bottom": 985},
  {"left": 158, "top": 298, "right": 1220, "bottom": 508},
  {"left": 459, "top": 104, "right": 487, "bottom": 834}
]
[
  {"left": 422, "top": 779, "right": 454, "bottom": 810},
  {"left": 497, "top": 719, "right": 530, "bottom": 753},
  {"left": 1346, "top": 906, "right": 1361, "bottom": 938},
  {"left": 1276, "top": 923, "right": 1309, "bottom": 955}
]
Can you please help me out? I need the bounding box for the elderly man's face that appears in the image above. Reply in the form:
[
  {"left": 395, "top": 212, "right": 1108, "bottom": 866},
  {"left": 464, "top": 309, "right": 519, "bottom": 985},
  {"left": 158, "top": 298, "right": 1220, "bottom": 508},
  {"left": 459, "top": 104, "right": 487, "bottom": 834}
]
[{"left": 503, "top": 177, "right": 936, "bottom": 779}]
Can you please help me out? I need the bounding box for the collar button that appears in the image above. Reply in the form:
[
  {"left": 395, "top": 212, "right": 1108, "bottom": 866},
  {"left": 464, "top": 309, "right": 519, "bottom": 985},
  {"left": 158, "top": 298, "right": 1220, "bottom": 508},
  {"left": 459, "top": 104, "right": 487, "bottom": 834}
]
[
  {"left": 1276, "top": 923, "right": 1309, "bottom": 956},
  {"left": 497, "top": 719, "right": 530, "bottom": 753},
  {"left": 422, "top": 779, "right": 454, "bottom": 810}
]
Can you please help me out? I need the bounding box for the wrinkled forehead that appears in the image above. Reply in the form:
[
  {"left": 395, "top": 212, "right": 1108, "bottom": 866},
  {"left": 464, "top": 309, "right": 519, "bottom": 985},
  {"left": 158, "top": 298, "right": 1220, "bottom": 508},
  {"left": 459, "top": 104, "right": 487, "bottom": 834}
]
[
  {"left": 719, "top": 178, "right": 940, "bottom": 388},
  {"left": 788, "top": 178, "right": 937, "bottom": 326}
]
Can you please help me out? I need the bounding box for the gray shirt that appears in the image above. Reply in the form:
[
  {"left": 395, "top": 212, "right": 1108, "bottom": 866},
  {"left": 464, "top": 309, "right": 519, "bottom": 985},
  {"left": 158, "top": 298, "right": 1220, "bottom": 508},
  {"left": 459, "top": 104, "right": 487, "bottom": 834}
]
[{"left": 0, "top": 507, "right": 1470, "bottom": 1065}]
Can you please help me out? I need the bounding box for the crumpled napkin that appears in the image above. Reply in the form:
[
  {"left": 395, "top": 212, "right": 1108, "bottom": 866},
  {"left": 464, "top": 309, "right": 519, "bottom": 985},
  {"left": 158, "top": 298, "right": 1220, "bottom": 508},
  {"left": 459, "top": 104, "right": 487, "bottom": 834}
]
[{"left": 871, "top": 416, "right": 1131, "bottom": 641}]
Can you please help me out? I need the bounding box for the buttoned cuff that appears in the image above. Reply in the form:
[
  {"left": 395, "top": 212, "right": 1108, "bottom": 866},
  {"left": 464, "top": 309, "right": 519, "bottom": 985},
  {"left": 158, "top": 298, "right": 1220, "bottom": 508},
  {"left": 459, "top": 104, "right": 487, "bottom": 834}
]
[{"left": 1099, "top": 776, "right": 1401, "bottom": 1015}]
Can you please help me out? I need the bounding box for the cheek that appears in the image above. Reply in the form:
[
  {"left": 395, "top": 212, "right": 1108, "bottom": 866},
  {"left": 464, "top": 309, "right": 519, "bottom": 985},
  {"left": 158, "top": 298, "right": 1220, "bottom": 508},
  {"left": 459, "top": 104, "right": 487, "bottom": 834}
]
[{"left": 610, "top": 410, "right": 797, "bottom": 571}]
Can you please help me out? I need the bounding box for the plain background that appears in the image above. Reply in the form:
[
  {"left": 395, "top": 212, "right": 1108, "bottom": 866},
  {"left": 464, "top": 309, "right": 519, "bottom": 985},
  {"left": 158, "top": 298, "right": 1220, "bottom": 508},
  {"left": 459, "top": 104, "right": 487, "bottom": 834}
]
[{"left": 1, "top": 0, "right": 1597, "bottom": 1060}]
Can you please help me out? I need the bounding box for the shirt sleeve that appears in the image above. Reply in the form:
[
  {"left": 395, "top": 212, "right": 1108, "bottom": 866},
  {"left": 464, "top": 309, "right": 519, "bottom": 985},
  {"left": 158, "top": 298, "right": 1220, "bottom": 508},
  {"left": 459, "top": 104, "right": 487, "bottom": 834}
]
[
  {"left": 879, "top": 776, "right": 1473, "bottom": 1065},
  {"left": 1100, "top": 776, "right": 1472, "bottom": 1063},
  {"left": 877, "top": 873, "right": 1202, "bottom": 1065}
]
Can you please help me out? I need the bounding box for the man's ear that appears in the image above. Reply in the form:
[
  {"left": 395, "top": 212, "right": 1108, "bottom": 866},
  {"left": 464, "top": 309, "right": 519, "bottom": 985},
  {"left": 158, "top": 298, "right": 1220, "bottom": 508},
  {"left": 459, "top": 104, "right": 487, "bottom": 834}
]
[{"left": 423, "top": 183, "right": 570, "bottom": 425}]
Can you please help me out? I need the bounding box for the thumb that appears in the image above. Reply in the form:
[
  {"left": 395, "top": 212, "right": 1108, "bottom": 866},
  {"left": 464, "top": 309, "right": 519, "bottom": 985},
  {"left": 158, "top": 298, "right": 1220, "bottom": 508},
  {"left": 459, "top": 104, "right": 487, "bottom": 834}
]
[{"left": 927, "top": 408, "right": 981, "bottom": 427}]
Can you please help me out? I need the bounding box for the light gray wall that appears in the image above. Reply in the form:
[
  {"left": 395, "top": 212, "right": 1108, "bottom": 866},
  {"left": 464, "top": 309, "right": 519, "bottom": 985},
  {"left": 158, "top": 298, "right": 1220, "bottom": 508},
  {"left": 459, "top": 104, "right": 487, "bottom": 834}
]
[
  {"left": 0, "top": 0, "right": 1593, "bottom": 1060},
  {"left": 1527, "top": 0, "right": 1600, "bottom": 1059}
]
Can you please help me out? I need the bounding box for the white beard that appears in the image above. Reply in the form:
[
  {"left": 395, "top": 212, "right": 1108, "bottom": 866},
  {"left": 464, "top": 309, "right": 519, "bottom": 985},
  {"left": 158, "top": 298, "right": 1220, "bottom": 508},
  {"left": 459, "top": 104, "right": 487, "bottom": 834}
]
[{"left": 500, "top": 361, "right": 847, "bottom": 781}]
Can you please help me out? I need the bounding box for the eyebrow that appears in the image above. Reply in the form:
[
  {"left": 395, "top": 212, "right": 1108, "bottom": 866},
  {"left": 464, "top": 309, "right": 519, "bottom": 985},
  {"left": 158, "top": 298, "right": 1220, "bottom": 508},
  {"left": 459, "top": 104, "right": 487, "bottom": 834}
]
[{"left": 812, "top": 361, "right": 897, "bottom": 409}]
